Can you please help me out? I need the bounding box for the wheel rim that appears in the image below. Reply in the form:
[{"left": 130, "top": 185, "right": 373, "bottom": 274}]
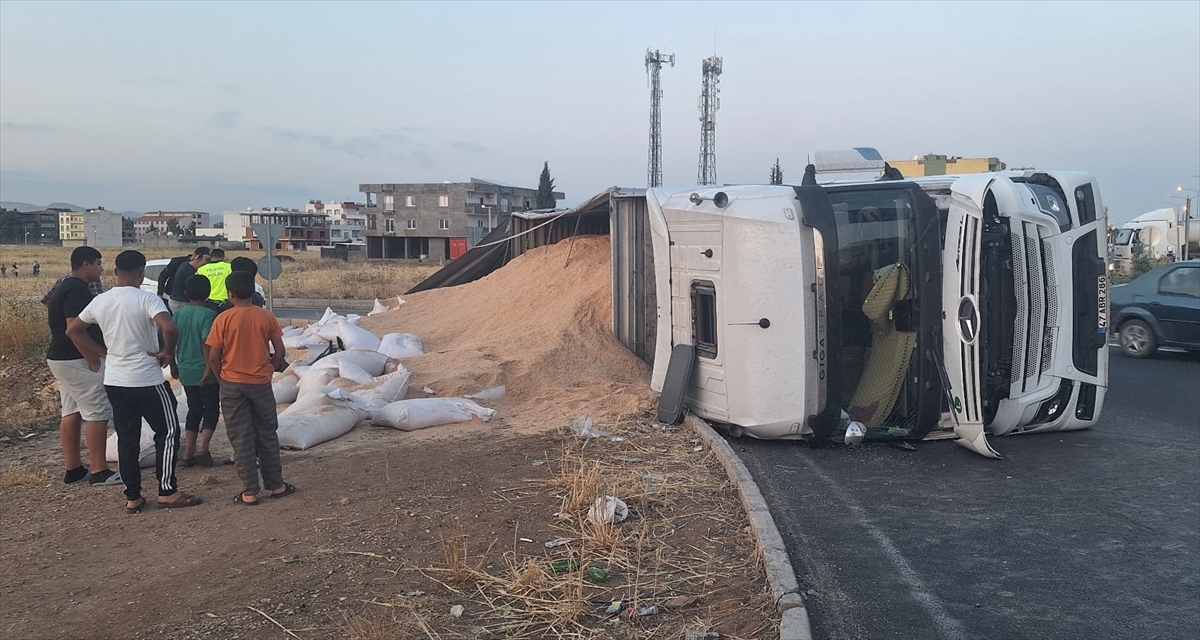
[{"left": 1122, "top": 325, "right": 1150, "bottom": 355}]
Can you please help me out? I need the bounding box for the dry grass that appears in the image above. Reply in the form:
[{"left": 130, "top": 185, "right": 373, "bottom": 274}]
[
  {"left": 0, "top": 298, "right": 49, "bottom": 359},
  {"left": 370, "top": 415, "right": 779, "bottom": 639},
  {"left": 2, "top": 464, "right": 49, "bottom": 489}
]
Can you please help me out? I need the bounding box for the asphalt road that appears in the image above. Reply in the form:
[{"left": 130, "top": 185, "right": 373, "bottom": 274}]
[
  {"left": 271, "top": 307, "right": 362, "bottom": 321},
  {"left": 736, "top": 347, "right": 1200, "bottom": 640}
]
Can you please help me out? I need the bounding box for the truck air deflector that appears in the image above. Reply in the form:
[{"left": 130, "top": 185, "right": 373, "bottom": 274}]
[{"left": 792, "top": 185, "right": 841, "bottom": 443}]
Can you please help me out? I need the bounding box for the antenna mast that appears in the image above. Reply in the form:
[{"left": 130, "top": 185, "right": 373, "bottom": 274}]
[
  {"left": 645, "top": 49, "right": 674, "bottom": 189},
  {"left": 697, "top": 55, "right": 722, "bottom": 186}
]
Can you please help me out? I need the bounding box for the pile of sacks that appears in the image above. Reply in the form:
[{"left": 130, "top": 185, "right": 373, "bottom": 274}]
[{"left": 106, "top": 307, "right": 501, "bottom": 465}]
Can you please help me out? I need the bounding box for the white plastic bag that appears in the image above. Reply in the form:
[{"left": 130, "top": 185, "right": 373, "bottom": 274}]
[
  {"left": 338, "top": 321, "right": 381, "bottom": 352},
  {"left": 277, "top": 405, "right": 361, "bottom": 450},
  {"left": 367, "top": 296, "right": 405, "bottom": 317},
  {"left": 372, "top": 398, "right": 495, "bottom": 431},
  {"left": 588, "top": 496, "right": 629, "bottom": 525},
  {"left": 308, "top": 350, "right": 390, "bottom": 377},
  {"left": 347, "top": 370, "right": 411, "bottom": 407},
  {"left": 467, "top": 385, "right": 506, "bottom": 401},
  {"left": 377, "top": 333, "right": 424, "bottom": 359},
  {"left": 105, "top": 423, "right": 157, "bottom": 468}
]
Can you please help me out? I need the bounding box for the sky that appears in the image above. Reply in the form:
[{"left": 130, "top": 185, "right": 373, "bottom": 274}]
[{"left": 1, "top": 1, "right": 1197, "bottom": 225}]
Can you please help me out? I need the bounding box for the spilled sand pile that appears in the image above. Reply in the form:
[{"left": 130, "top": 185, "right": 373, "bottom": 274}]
[{"left": 360, "top": 236, "right": 656, "bottom": 434}]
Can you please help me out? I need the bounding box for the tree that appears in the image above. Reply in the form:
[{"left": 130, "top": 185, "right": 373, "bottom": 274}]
[
  {"left": 166, "top": 219, "right": 182, "bottom": 235},
  {"left": 122, "top": 216, "right": 135, "bottom": 231},
  {"left": 769, "top": 158, "right": 784, "bottom": 185},
  {"left": 535, "top": 162, "right": 557, "bottom": 210},
  {"left": 0, "top": 208, "right": 21, "bottom": 244}
]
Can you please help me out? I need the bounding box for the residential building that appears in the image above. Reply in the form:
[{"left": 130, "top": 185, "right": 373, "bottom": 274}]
[
  {"left": 224, "top": 207, "right": 329, "bottom": 251},
  {"left": 60, "top": 208, "right": 123, "bottom": 248},
  {"left": 17, "top": 209, "right": 62, "bottom": 245},
  {"left": 133, "top": 211, "right": 210, "bottom": 239},
  {"left": 306, "top": 200, "right": 367, "bottom": 245},
  {"left": 887, "top": 154, "right": 1007, "bottom": 178},
  {"left": 358, "top": 178, "right": 564, "bottom": 260}
]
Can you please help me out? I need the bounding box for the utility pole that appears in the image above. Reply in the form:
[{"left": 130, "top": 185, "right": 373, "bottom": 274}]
[
  {"left": 645, "top": 49, "right": 674, "bottom": 189},
  {"left": 696, "top": 55, "right": 723, "bottom": 186}
]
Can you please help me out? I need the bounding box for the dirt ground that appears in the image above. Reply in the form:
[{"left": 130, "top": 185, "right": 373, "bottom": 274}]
[{"left": 0, "top": 411, "right": 779, "bottom": 639}]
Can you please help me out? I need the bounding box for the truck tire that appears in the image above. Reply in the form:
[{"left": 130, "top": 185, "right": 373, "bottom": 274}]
[{"left": 1119, "top": 319, "right": 1157, "bottom": 359}]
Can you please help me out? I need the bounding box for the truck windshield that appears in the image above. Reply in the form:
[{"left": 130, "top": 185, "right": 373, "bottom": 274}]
[
  {"left": 1114, "top": 228, "right": 1135, "bottom": 246},
  {"left": 826, "top": 187, "right": 927, "bottom": 437}
]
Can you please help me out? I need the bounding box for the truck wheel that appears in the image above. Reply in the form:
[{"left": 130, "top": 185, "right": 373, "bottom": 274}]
[{"left": 1119, "top": 319, "right": 1157, "bottom": 358}]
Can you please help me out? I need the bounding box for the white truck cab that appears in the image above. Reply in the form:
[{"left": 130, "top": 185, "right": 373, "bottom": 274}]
[{"left": 646, "top": 152, "right": 1109, "bottom": 458}]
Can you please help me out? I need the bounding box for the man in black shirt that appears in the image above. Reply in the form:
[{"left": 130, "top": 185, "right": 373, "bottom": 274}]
[
  {"left": 165, "top": 247, "right": 210, "bottom": 313},
  {"left": 46, "top": 246, "right": 120, "bottom": 486}
]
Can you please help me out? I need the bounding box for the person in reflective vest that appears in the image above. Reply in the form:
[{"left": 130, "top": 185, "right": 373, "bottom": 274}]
[{"left": 195, "top": 248, "right": 232, "bottom": 308}]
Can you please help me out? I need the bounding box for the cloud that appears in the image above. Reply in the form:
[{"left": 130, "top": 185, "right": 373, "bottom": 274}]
[
  {"left": 450, "top": 140, "right": 488, "bottom": 153},
  {"left": 199, "top": 182, "right": 314, "bottom": 197},
  {"left": 412, "top": 149, "right": 437, "bottom": 170},
  {"left": 212, "top": 111, "right": 242, "bottom": 129},
  {"left": 263, "top": 127, "right": 411, "bottom": 160},
  {"left": 213, "top": 83, "right": 242, "bottom": 95},
  {"left": 124, "top": 75, "right": 177, "bottom": 88},
  {"left": 0, "top": 122, "right": 54, "bottom": 133}
]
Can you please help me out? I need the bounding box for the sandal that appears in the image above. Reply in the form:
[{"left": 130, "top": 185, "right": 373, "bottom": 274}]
[
  {"left": 195, "top": 452, "right": 214, "bottom": 468},
  {"left": 234, "top": 492, "right": 259, "bottom": 506},
  {"left": 179, "top": 458, "right": 197, "bottom": 468},
  {"left": 125, "top": 497, "right": 146, "bottom": 514},
  {"left": 158, "top": 492, "right": 204, "bottom": 509},
  {"left": 269, "top": 483, "right": 297, "bottom": 499}
]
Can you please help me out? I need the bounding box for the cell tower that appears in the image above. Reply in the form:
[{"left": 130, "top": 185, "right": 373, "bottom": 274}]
[
  {"left": 696, "top": 55, "right": 722, "bottom": 186},
  {"left": 645, "top": 49, "right": 674, "bottom": 189}
]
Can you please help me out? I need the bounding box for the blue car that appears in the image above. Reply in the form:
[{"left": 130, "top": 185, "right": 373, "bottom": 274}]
[{"left": 1111, "top": 260, "right": 1200, "bottom": 358}]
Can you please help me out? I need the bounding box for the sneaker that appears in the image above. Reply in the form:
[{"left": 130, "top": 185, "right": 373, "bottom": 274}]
[
  {"left": 87, "top": 469, "right": 122, "bottom": 486},
  {"left": 63, "top": 466, "right": 88, "bottom": 485}
]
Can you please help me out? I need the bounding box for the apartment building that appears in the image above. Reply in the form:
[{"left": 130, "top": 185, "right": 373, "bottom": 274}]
[
  {"left": 16, "top": 209, "right": 62, "bottom": 245},
  {"left": 133, "top": 211, "right": 210, "bottom": 239},
  {"left": 306, "top": 200, "right": 367, "bottom": 245},
  {"left": 223, "top": 207, "right": 329, "bottom": 251},
  {"left": 59, "top": 208, "right": 123, "bottom": 248},
  {"left": 358, "top": 178, "right": 563, "bottom": 261}
]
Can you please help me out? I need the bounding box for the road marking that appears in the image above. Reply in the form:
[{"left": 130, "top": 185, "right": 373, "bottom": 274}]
[{"left": 799, "top": 455, "right": 968, "bottom": 640}]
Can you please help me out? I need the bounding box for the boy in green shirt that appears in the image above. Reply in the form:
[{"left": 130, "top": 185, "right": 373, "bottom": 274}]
[{"left": 176, "top": 276, "right": 221, "bottom": 466}]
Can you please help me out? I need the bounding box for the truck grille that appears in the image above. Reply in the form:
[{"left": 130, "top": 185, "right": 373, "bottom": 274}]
[
  {"left": 1010, "top": 225, "right": 1055, "bottom": 392},
  {"left": 959, "top": 215, "right": 981, "bottom": 423}
]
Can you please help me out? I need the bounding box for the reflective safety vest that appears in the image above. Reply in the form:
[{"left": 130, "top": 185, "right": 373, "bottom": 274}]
[{"left": 195, "top": 261, "right": 233, "bottom": 302}]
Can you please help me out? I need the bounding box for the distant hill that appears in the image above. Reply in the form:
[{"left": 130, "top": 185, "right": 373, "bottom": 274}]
[
  {"left": 121, "top": 211, "right": 142, "bottom": 218},
  {"left": 0, "top": 201, "right": 44, "bottom": 212},
  {"left": 46, "top": 202, "right": 87, "bottom": 212}
]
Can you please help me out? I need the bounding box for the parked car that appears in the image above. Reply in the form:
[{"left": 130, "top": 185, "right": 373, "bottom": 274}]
[
  {"left": 140, "top": 257, "right": 265, "bottom": 299},
  {"left": 1111, "top": 260, "right": 1200, "bottom": 358}
]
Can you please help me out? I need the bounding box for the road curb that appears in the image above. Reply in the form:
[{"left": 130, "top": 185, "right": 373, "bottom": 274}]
[
  {"left": 269, "top": 298, "right": 375, "bottom": 310},
  {"left": 686, "top": 414, "right": 813, "bottom": 640}
]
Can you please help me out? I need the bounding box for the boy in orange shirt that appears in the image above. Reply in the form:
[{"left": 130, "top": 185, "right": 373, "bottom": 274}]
[{"left": 205, "top": 271, "right": 296, "bottom": 505}]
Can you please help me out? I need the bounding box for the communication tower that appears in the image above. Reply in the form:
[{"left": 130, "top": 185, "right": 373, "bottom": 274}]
[
  {"left": 696, "top": 55, "right": 722, "bottom": 186},
  {"left": 645, "top": 49, "right": 674, "bottom": 189}
]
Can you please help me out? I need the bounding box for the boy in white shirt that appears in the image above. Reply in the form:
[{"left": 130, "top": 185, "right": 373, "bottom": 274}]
[{"left": 67, "top": 250, "right": 204, "bottom": 514}]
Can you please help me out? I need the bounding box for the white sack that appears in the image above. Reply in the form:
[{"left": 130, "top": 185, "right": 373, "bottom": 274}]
[
  {"left": 317, "top": 307, "right": 337, "bottom": 327},
  {"left": 277, "top": 405, "right": 360, "bottom": 450},
  {"left": 296, "top": 368, "right": 338, "bottom": 400},
  {"left": 377, "top": 333, "right": 424, "bottom": 359},
  {"left": 368, "top": 296, "right": 405, "bottom": 317},
  {"left": 105, "top": 423, "right": 157, "bottom": 468},
  {"left": 337, "top": 361, "right": 374, "bottom": 385},
  {"left": 372, "top": 398, "right": 495, "bottom": 431},
  {"left": 282, "top": 325, "right": 304, "bottom": 336},
  {"left": 338, "top": 321, "right": 381, "bottom": 352},
  {"left": 272, "top": 370, "right": 302, "bottom": 404},
  {"left": 348, "top": 370, "right": 411, "bottom": 407},
  {"left": 308, "top": 350, "right": 389, "bottom": 377},
  {"left": 345, "top": 314, "right": 362, "bottom": 325},
  {"left": 316, "top": 319, "right": 343, "bottom": 341}
]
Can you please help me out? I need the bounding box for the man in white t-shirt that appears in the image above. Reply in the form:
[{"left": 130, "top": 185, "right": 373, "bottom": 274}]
[{"left": 67, "top": 250, "right": 204, "bottom": 514}]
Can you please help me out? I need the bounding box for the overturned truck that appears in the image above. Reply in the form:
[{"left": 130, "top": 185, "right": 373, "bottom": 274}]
[{"left": 612, "top": 154, "right": 1109, "bottom": 458}]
